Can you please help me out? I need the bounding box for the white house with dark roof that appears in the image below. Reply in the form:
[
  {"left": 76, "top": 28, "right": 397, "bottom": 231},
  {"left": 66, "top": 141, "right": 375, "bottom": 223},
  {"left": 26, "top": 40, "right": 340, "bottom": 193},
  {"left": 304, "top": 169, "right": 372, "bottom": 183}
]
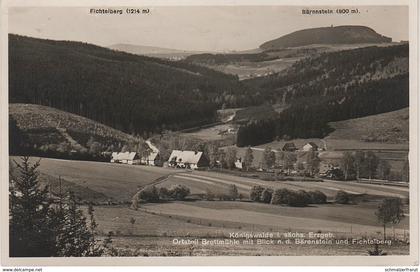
[
  {"left": 318, "top": 151, "right": 344, "bottom": 175},
  {"left": 168, "top": 150, "right": 208, "bottom": 170},
  {"left": 302, "top": 142, "right": 319, "bottom": 152},
  {"left": 111, "top": 152, "right": 141, "bottom": 165},
  {"left": 141, "top": 151, "right": 160, "bottom": 166}
]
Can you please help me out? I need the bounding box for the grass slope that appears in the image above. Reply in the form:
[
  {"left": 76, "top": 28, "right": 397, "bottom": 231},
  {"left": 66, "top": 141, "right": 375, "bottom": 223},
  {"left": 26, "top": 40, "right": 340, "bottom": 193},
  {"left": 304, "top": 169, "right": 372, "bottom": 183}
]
[
  {"left": 327, "top": 108, "right": 409, "bottom": 143},
  {"left": 10, "top": 103, "right": 141, "bottom": 152},
  {"left": 11, "top": 156, "right": 179, "bottom": 203}
]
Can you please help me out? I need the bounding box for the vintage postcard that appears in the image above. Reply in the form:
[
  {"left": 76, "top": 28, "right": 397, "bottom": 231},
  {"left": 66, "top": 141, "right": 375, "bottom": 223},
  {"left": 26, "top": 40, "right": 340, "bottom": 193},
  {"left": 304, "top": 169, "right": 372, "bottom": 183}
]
[{"left": 0, "top": 0, "right": 418, "bottom": 267}]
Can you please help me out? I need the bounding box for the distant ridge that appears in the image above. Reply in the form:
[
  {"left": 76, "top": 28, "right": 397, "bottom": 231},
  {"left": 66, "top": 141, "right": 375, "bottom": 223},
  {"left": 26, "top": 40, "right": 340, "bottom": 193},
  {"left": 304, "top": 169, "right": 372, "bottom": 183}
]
[
  {"left": 260, "top": 25, "right": 392, "bottom": 50},
  {"left": 108, "top": 43, "right": 206, "bottom": 58}
]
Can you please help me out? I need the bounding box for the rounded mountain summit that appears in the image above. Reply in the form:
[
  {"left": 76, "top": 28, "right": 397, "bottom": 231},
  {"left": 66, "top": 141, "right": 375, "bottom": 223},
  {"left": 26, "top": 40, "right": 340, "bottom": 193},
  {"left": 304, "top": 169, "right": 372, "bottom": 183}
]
[{"left": 260, "top": 25, "right": 392, "bottom": 50}]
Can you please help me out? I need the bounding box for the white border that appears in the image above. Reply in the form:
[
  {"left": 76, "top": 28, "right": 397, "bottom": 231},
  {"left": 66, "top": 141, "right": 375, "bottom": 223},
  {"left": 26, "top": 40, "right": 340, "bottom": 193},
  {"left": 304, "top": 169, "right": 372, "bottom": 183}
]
[{"left": 1, "top": 0, "right": 418, "bottom": 266}]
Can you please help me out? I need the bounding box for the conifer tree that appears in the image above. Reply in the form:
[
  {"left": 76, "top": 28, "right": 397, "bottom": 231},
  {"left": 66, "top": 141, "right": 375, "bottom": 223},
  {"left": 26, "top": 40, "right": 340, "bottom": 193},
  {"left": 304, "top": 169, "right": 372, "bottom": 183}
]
[
  {"left": 56, "top": 191, "right": 94, "bottom": 257},
  {"left": 243, "top": 147, "right": 254, "bottom": 171},
  {"left": 9, "top": 157, "right": 56, "bottom": 256}
]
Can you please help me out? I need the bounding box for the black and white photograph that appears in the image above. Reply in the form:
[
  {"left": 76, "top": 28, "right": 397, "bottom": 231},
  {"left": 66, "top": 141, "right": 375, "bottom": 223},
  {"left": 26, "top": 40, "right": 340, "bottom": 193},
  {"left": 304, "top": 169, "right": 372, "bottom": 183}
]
[{"left": 1, "top": 0, "right": 418, "bottom": 268}]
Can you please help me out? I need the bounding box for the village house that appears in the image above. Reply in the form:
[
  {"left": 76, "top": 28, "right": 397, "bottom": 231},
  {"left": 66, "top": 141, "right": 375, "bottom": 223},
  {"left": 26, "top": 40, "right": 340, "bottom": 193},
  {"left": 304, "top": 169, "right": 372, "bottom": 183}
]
[
  {"left": 110, "top": 152, "right": 141, "bottom": 165},
  {"left": 140, "top": 151, "right": 160, "bottom": 166},
  {"left": 168, "top": 150, "right": 209, "bottom": 170},
  {"left": 282, "top": 142, "right": 298, "bottom": 152},
  {"left": 235, "top": 158, "right": 244, "bottom": 169},
  {"left": 302, "top": 142, "right": 319, "bottom": 152},
  {"left": 318, "top": 151, "right": 344, "bottom": 177}
]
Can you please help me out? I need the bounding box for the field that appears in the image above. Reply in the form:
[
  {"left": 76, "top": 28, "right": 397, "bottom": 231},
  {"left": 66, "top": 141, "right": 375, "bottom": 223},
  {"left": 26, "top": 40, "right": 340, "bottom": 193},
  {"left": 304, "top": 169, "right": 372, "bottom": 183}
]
[
  {"left": 12, "top": 156, "right": 410, "bottom": 255},
  {"left": 189, "top": 43, "right": 397, "bottom": 80},
  {"left": 180, "top": 123, "right": 237, "bottom": 142},
  {"left": 11, "top": 156, "right": 180, "bottom": 203},
  {"left": 207, "top": 57, "right": 299, "bottom": 80},
  {"left": 87, "top": 202, "right": 409, "bottom": 256},
  {"left": 160, "top": 170, "right": 408, "bottom": 198},
  {"left": 327, "top": 108, "right": 409, "bottom": 144}
]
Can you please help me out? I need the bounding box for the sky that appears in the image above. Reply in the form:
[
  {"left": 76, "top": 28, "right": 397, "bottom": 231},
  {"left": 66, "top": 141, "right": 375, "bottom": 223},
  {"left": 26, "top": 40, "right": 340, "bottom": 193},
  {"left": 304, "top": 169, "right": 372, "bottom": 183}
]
[{"left": 8, "top": 6, "right": 408, "bottom": 52}]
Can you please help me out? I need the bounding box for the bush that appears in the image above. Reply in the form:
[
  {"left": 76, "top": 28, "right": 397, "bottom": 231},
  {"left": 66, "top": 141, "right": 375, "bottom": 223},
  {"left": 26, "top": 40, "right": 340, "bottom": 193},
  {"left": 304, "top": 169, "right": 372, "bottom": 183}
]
[
  {"left": 168, "top": 184, "right": 190, "bottom": 200},
  {"left": 260, "top": 188, "right": 273, "bottom": 203},
  {"left": 287, "top": 190, "right": 310, "bottom": 207},
  {"left": 270, "top": 189, "right": 311, "bottom": 207},
  {"left": 308, "top": 190, "right": 327, "bottom": 204},
  {"left": 205, "top": 189, "right": 215, "bottom": 201},
  {"left": 271, "top": 188, "right": 292, "bottom": 205},
  {"left": 216, "top": 193, "right": 233, "bottom": 201},
  {"left": 227, "top": 184, "right": 239, "bottom": 200},
  {"left": 158, "top": 187, "right": 170, "bottom": 200},
  {"left": 250, "top": 185, "right": 265, "bottom": 202},
  {"left": 138, "top": 185, "right": 159, "bottom": 202},
  {"left": 335, "top": 190, "right": 350, "bottom": 204}
]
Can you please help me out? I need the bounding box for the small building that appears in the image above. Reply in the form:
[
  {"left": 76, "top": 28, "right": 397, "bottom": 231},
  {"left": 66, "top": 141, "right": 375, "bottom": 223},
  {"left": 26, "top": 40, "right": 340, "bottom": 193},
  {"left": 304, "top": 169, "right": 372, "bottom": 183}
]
[
  {"left": 319, "top": 162, "right": 339, "bottom": 175},
  {"left": 282, "top": 142, "right": 298, "bottom": 152},
  {"left": 318, "top": 151, "right": 344, "bottom": 176},
  {"left": 141, "top": 151, "right": 160, "bottom": 166},
  {"left": 235, "top": 158, "right": 243, "bottom": 169},
  {"left": 111, "top": 152, "right": 141, "bottom": 165},
  {"left": 168, "top": 150, "right": 208, "bottom": 170},
  {"left": 302, "top": 142, "right": 319, "bottom": 152}
]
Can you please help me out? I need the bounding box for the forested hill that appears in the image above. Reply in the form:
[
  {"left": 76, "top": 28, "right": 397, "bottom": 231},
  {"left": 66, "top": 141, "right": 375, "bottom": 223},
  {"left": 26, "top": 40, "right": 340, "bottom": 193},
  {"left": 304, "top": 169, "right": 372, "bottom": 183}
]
[
  {"left": 245, "top": 44, "right": 408, "bottom": 104},
  {"left": 260, "top": 25, "right": 392, "bottom": 50},
  {"left": 237, "top": 44, "right": 409, "bottom": 146},
  {"left": 9, "top": 34, "right": 258, "bottom": 136}
]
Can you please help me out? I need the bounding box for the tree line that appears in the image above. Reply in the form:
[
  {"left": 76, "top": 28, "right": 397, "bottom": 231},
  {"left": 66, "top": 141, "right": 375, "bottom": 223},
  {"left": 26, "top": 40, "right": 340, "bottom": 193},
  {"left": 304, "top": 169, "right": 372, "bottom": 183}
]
[{"left": 340, "top": 151, "right": 409, "bottom": 182}]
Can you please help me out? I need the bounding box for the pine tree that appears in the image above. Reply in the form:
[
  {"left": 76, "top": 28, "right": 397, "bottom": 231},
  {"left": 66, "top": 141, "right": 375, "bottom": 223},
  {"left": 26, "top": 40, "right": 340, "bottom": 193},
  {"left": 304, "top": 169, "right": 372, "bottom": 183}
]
[
  {"left": 305, "top": 150, "right": 320, "bottom": 177},
  {"left": 341, "top": 152, "right": 355, "bottom": 180},
  {"left": 365, "top": 151, "right": 379, "bottom": 179},
  {"left": 375, "top": 198, "right": 405, "bottom": 240},
  {"left": 225, "top": 147, "right": 237, "bottom": 169},
  {"left": 206, "top": 143, "right": 220, "bottom": 168},
  {"left": 262, "top": 147, "right": 276, "bottom": 170},
  {"left": 353, "top": 151, "right": 365, "bottom": 180},
  {"left": 56, "top": 191, "right": 95, "bottom": 257},
  {"left": 377, "top": 160, "right": 391, "bottom": 180},
  {"left": 9, "top": 157, "right": 56, "bottom": 256},
  {"left": 228, "top": 184, "right": 239, "bottom": 200},
  {"left": 243, "top": 147, "right": 254, "bottom": 171},
  {"left": 401, "top": 157, "right": 409, "bottom": 182},
  {"left": 10, "top": 158, "right": 106, "bottom": 257},
  {"left": 86, "top": 203, "right": 104, "bottom": 256}
]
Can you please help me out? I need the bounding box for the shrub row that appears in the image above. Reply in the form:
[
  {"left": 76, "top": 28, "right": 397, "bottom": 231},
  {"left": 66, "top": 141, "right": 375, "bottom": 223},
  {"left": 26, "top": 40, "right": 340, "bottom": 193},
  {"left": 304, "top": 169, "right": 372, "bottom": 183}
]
[
  {"left": 137, "top": 184, "right": 191, "bottom": 203},
  {"left": 250, "top": 186, "right": 327, "bottom": 207},
  {"left": 205, "top": 184, "right": 239, "bottom": 201}
]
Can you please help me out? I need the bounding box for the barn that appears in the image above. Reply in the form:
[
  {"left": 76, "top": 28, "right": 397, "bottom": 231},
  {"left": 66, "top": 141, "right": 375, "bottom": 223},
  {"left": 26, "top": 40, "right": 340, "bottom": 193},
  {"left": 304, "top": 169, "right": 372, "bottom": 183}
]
[
  {"left": 302, "top": 142, "right": 319, "bottom": 152},
  {"left": 282, "top": 142, "right": 298, "bottom": 152},
  {"left": 141, "top": 151, "right": 160, "bottom": 166},
  {"left": 168, "top": 150, "right": 208, "bottom": 170},
  {"left": 111, "top": 152, "right": 141, "bottom": 165}
]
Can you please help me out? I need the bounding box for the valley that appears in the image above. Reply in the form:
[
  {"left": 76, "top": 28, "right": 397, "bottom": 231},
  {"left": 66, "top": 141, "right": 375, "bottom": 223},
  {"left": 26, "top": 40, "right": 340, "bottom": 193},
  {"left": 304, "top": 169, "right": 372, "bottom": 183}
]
[{"left": 8, "top": 23, "right": 411, "bottom": 257}]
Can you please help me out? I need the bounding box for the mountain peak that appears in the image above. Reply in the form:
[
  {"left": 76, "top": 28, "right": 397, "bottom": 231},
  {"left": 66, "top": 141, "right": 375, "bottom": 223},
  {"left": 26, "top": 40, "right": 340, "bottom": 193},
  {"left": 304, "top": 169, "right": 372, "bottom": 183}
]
[{"left": 260, "top": 25, "right": 392, "bottom": 50}]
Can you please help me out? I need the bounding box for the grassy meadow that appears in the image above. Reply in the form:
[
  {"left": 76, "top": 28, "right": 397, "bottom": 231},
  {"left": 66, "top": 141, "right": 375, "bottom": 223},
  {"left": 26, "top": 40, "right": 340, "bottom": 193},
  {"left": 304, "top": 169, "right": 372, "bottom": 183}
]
[{"left": 9, "top": 156, "right": 410, "bottom": 256}]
